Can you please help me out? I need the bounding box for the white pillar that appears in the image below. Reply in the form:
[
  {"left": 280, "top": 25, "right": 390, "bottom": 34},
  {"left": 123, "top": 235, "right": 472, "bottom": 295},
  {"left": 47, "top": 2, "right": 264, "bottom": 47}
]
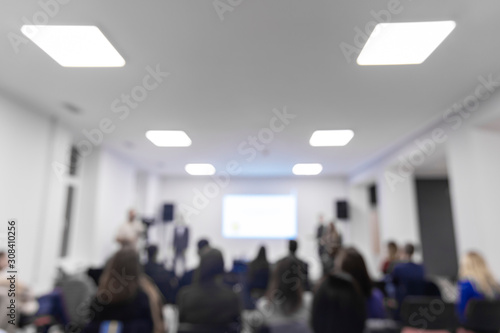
[{"left": 447, "top": 126, "right": 500, "bottom": 277}]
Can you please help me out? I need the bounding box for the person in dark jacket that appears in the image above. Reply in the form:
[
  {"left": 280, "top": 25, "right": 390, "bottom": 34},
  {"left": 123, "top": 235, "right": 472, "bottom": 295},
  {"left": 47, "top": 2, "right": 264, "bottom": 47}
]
[
  {"left": 82, "top": 247, "right": 165, "bottom": 333},
  {"left": 336, "top": 247, "right": 387, "bottom": 319},
  {"left": 247, "top": 246, "right": 270, "bottom": 296},
  {"left": 176, "top": 248, "right": 241, "bottom": 325}
]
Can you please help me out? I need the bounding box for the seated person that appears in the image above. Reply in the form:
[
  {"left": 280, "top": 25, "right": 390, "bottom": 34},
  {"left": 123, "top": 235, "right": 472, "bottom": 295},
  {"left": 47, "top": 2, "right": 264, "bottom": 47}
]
[
  {"left": 456, "top": 251, "right": 500, "bottom": 324},
  {"left": 176, "top": 248, "right": 241, "bottom": 325},
  {"left": 336, "top": 247, "right": 387, "bottom": 319},
  {"left": 390, "top": 243, "right": 425, "bottom": 304},
  {"left": 82, "top": 247, "right": 165, "bottom": 333},
  {"left": 380, "top": 241, "right": 399, "bottom": 275},
  {"left": 311, "top": 273, "right": 366, "bottom": 333},
  {"left": 178, "top": 239, "right": 210, "bottom": 289},
  {"left": 276, "top": 240, "right": 310, "bottom": 291},
  {"left": 143, "top": 245, "right": 178, "bottom": 304},
  {"left": 247, "top": 246, "right": 270, "bottom": 296},
  {"left": 256, "top": 257, "right": 312, "bottom": 332}
]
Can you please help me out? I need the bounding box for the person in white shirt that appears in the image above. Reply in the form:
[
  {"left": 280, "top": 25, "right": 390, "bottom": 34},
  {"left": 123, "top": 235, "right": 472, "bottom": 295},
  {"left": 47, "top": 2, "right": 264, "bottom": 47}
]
[{"left": 115, "top": 209, "right": 145, "bottom": 250}]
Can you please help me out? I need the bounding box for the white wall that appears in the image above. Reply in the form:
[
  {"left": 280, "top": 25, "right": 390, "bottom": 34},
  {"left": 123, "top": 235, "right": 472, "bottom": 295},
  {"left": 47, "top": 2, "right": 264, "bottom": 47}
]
[
  {"left": 156, "top": 176, "right": 349, "bottom": 280},
  {"left": 347, "top": 185, "right": 380, "bottom": 279},
  {"left": 72, "top": 147, "right": 140, "bottom": 267},
  {"left": 377, "top": 171, "right": 421, "bottom": 250},
  {"left": 447, "top": 126, "right": 500, "bottom": 277},
  {"left": 0, "top": 95, "right": 72, "bottom": 293}
]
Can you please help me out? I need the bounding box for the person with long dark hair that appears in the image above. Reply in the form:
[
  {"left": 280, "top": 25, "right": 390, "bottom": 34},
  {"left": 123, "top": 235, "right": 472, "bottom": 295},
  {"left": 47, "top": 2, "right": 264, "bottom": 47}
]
[
  {"left": 311, "top": 273, "right": 366, "bottom": 333},
  {"left": 247, "top": 246, "right": 270, "bottom": 296},
  {"left": 336, "top": 247, "right": 386, "bottom": 319},
  {"left": 256, "top": 256, "right": 312, "bottom": 332},
  {"left": 83, "top": 247, "right": 165, "bottom": 333}
]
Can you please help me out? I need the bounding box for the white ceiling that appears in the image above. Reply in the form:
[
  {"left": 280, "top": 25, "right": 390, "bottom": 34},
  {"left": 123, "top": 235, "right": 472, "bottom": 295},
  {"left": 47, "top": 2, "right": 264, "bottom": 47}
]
[{"left": 1, "top": 0, "right": 500, "bottom": 177}]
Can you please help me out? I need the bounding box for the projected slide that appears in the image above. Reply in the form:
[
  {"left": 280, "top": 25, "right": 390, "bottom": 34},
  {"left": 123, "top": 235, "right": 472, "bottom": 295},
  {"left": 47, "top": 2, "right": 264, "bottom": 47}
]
[{"left": 222, "top": 194, "right": 297, "bottom": 239}]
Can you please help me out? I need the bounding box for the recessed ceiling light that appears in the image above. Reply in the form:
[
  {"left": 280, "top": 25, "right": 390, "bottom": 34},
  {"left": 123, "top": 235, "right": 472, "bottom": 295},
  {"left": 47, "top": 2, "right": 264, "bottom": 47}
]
[
  {"left": 185, "top": 164, "right": 216, "bottom": 176},
  {"left": 145, "top": 130, "right": 192, "bottom": 147},
  {"left": 357, "top": 21, "right": 456, "bottom": 65},
  {"left": 310, "top": 130, "right": 354, "bottom": 147},
  {"left": 21, "top": 25, "right": 126, "bottom": 67},
  {"left": 292, "top": 163, "right": 323, "bottom": 176}
]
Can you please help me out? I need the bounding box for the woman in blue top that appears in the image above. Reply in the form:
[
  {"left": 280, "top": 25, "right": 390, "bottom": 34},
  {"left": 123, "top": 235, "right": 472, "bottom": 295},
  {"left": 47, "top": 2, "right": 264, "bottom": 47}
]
[{"left": 457, "top": 251, "right": 500, "bottom": 323}]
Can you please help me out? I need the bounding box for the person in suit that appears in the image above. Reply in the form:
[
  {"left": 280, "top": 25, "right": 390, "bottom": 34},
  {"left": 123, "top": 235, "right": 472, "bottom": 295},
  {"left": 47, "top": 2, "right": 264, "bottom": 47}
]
[
  {"left": 336, "top": 247, "right": 387, "bottom": 319},
  {"left": 311, "top": 273, "right": 366, "bottom": 333},
  {"left": 389, "top": 243, "right": 425, "bottom": 316},
  {"left": 456, "top": 251, "right": 500, "bottom": 324},
  {"left": 173, "top": 219, "right": 190, "bottom": 275},
  {"left": 391, "top": 243, "right": 425, "bottom": 284},
  {"left": 176, "top": 248, "right": 241, "bottom": 325}
]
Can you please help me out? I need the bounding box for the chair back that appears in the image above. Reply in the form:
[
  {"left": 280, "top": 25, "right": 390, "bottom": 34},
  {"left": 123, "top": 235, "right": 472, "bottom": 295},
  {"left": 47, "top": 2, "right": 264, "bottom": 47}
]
[
  {"left": 464, "top": 299, "right": 500, "bottom": 333},
  {"left": 266, "top": 321, "right": 312, "bottom": 333},
  {"left": 400, "top": 296, "right": 457, "bottom": 331},
  {"left": 177, "top": 322, "right": 240, "bottom": 333}
]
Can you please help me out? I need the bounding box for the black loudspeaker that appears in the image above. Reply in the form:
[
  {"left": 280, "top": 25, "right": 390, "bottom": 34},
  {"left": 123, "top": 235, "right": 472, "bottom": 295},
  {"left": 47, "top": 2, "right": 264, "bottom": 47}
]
[
  {"left": 336, "top": 200, "right": 349, "bottom": 220},
  {"left": 369, "top": 184, "right": 377, "bottom": 207},
  {"left": 162, "top": 204, "right": 175, "bottom": 222}
]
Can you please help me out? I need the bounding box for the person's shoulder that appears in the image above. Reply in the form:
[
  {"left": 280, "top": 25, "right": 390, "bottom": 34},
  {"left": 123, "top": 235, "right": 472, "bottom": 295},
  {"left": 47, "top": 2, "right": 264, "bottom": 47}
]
[{"left": 458, "top": 279, "right": 475, "bottom": 290}]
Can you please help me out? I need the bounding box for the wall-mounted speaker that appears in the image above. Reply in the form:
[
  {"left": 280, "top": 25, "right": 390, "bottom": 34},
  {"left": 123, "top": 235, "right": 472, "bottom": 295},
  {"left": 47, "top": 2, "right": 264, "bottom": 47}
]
[
  {"left": 336, "top": 200, "right": 349, "bottom": 220},
  {"left": 369, "top": 184, "right": 377, "bottom": 207},
  {"left": 162, "top": 204, "right": 175, "bottom": 223}
]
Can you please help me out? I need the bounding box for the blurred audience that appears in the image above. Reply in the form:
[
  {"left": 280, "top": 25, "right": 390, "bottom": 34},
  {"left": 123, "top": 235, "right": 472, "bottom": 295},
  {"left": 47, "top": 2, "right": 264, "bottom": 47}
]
[
  {"left": 456, "top": 251, "right": 500, "bottom": 323},
  {"left": 83, "top": 247, "right": 165, "bottom": 333},
  {"left": 176, "top": 248, "right": 241, "bottom": 325},
  {"left": 311, "top": 273, "right": 366, "bottom": 333},
  {"left": 336, "top": 247, "right": 387, "bottom": 319}
]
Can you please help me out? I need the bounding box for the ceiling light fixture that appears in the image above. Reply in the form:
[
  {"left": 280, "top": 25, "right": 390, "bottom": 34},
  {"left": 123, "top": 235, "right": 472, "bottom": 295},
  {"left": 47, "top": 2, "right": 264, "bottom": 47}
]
[
  {"left": 357, "top": 21, "right": 456, "bottom": 65},
  {"left": 21, "top": 25, "right": 126, "bottom": 67},
  {"left": 185, "top": 164, "right": 216, "bottom": 176},
  {"left": 310, "top": 130, "right": 354, "bottom": 147},
  {"left": 292, "top": 163, "right": 323, "bottom": 176},
  {"left": 145, "top": 130, "right": 192, "bottom": 147}
]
